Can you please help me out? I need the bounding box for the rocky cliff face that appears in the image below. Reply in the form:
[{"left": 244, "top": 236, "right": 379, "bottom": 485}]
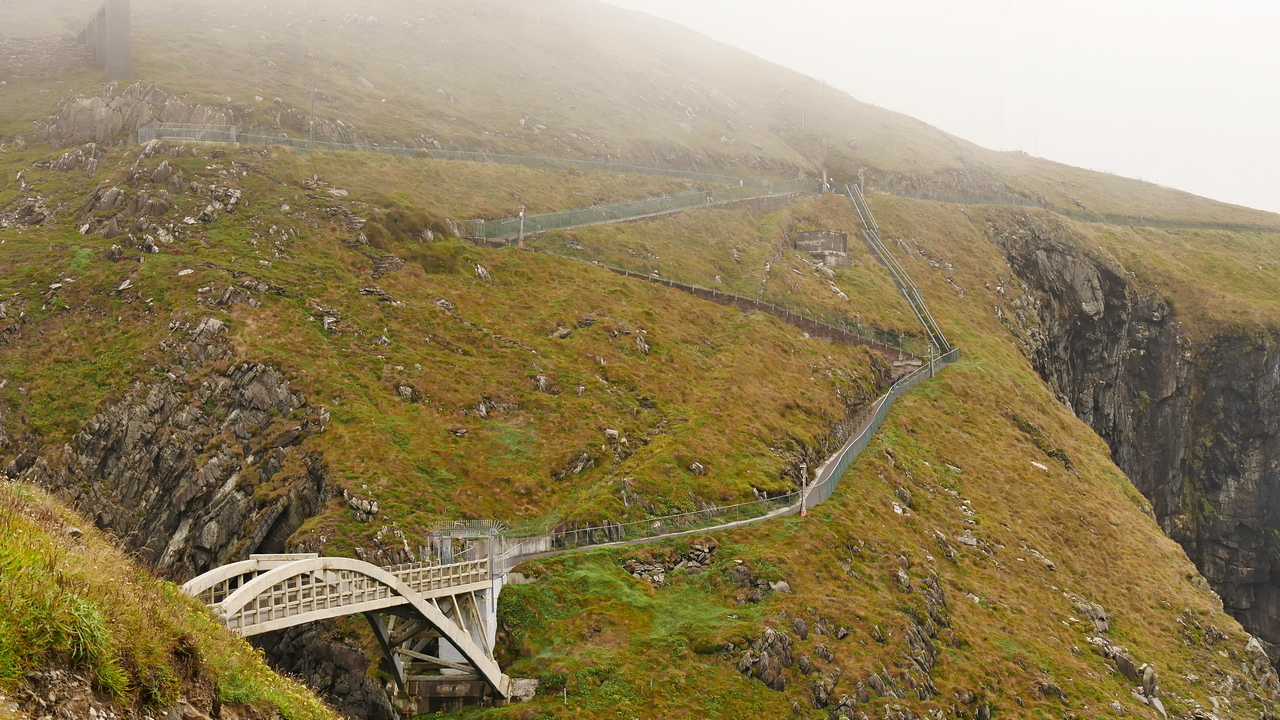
[
  {"left": 0, "top": 317, "right": 411, "bottom": 717},
  {"left": 252, "top": 621, "right": 398, "bottom": 720},
  {"left": 8, "top": 328, "right": 332, "bottom": 580},
  {"left": 986, "top": 209, "right": 1280, "bottom": 658}
]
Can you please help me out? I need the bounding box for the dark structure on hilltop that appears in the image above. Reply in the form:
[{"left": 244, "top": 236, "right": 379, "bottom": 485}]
[{"left": 77, "top": 0, "right": 132, "bottom": 81}]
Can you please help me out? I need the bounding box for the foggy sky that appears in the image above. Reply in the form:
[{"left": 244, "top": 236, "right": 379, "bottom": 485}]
[{"left": 605, "top": 0, "right": 1280, "bottom": 215}]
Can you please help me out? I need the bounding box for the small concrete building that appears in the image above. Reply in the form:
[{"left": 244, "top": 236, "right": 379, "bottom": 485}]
[{"left": 794, "top": 229, "right": 851, "bottom": 268}]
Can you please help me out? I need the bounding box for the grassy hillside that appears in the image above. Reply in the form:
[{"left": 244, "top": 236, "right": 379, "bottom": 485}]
[
  {"left": 0, "top": 141, "right": 892, "bottom": 556},
  {"left": 0, "top": 480, "right": 338, "bottom": 720},
  {"left": 449, "top": 191, "right": 1280, "bottom": 719},
  {"left": 4, "top": 0, "right": 1280, "bottom": 718}
]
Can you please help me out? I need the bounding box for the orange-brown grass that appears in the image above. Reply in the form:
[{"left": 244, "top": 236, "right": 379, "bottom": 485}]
[
  {"left": 484, "top": 189, "right": 1274, "bottom": 719},
  {"left": 0, "top": 144, "right": 886, "bottom": 557},
  {"left": 532, "top": 193, "right": 922, "bottom": 338},
  {"left": 272, "top": 150, "right": 719, "bottom": 221}
]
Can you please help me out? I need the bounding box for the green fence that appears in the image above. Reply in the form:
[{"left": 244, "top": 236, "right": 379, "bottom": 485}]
[
  {"left": 473, "top": 180, "right": 816, "bottom": 239},
  {"left": 804, "top": 347, "right": 961, "bottom": 508}
]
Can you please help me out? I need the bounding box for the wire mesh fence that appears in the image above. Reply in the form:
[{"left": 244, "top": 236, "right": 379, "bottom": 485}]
[
  {"left": 474, "top": 181, "right": 815, "bottom": 239},
  {"left": 804, "top": 347, "right": 960, "bottom": 507},
  {"left": 139, "top": 123, "right": 239, "bottom": 144},
  {"left": 537, "top": 493, "right": 801, "bottom": 551},
  {"left": 135, "top": 123, "right": 786, "bottom": 187}
]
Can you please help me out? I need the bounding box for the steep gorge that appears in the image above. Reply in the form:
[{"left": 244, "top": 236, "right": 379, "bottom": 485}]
[{"left": 987, "top": 208, "right": 1280, "bottom": 658}]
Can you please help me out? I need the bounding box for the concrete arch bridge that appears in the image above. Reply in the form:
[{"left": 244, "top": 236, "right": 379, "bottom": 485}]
[{"left": 182, "top": 553, "right": 509, "bottom": 713}]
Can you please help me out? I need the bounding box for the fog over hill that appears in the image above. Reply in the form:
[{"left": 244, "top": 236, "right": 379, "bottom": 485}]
[{"left": 4, "top": 1, "right": 1280, "bottom": 719}]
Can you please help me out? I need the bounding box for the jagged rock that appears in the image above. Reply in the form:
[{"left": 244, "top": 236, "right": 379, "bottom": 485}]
[
  {"left": 15, "top": 362, "right": 327, "bottom": 579},
  {"left": 636, "top": 336, "right": 650, "bottom": 354},
  {"left": 737, "top": 628, "right": 794, "bottom": 691},
  {"left": 1110, "top": 701, "right": 1125, "bottom": 716},
  {"left": 51, "top": 143, "right": 105, "bottom": 174},
  {"left": 151, "top": 160, "right": 173, "bottom": 184},
  {"left": 553, "top": 450, "right": 595, "bottom": 480},
  {"left": 1140, "top": 664, "right": 1159, "bottom": 697},
  {"left": 217, "top": 287, "right": 256, "bottom": 307},
  {"left": 474, "top": 264, "right": 492, "bottom": 282},
  {"left": 903, "top": 620, "right": 936, "bottom": 671},
  {"left": 1036, "top": 679, "right": 1066, "bottom": 701},
  {"left": 1072, "top": 597, "right": 1111, "bottom": 633},
  {"left": 1, "top": 198, "right": 54, "bottom": 227},
  {"left": 919, "top": 573, "right": 949, "bottom": 627},
  {"left": 550, "top": 326, "right": 572, "bottom": 339},
  {"left": 38, "top": 89, "right": 158, "bottom": 148},
  {"left": 689, "top": 461, "right": 706, "bottom": 476},
  {"left": 895, "top": 569, "right": 912, "bottom": 592},
  {"left": 343, "top": 489, "right": 380, "bottom": 522},
  {"left": 1115, "top": 652, "right": 1140, "bottom": 683},
  {"left": 252, "top": 621, "right": 397, "bottom": 720},
  {"left": 809, "top": 674, "right": 835, "bottom": 707}
]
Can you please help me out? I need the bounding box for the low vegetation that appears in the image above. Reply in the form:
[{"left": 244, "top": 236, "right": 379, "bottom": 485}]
[{"left": 0, "top": 481, "right": 338, "bottom": 719}]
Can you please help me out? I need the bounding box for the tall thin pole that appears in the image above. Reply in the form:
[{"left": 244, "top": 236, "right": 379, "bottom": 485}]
[{"left": 309, "top": 84, "right": 315, "bottom": 150}]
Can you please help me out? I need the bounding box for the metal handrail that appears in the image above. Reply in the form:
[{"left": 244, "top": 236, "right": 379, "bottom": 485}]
[{"left": 848, "top": 185, "right": 951, "bottom": 351}]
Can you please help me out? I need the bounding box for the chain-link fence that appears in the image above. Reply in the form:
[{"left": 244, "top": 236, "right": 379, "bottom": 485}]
[
  {"left": 542, "top": 493, "right": 800, "bottom": 551},
  {"left": 474, "top": 180, "right": 815, "bottom": 239},
  {"left": 140, "top": 123, "right": 239, "bottom": 144},
  {"left": 136, "top": 122, "right": 782, "bottom": 187},
  {"left": 804, "top": 346, "right": 961, "bottom": 508}
]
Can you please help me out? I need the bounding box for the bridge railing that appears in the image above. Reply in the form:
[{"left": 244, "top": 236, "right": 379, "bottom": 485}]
[{"left": 386, "top": 559, "right": 489, "bottom": 594}]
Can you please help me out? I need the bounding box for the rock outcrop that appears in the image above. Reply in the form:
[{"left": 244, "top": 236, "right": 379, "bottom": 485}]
[
  {"left": 988, "top": 209, "right": 1280, "bottom": 661},
  {"left": 11, "top": 359, "right": 330, "bottom": 581},
  {"left": 252, "top": 621, "right": 398, "bottom": 720}
]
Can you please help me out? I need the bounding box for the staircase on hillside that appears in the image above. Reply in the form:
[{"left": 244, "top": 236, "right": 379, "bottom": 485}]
[{"left": 846, "top": 185, "right": 951, "bottom": 354}]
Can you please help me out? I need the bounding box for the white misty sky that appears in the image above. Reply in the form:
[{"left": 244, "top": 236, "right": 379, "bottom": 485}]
[{"left": 604, "top": 0, "right": 1280, "bottom": 214}]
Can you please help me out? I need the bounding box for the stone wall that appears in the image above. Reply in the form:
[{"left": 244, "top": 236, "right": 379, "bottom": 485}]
[{"left": 0, "top": 38, "right": 95, "bottom": 78}]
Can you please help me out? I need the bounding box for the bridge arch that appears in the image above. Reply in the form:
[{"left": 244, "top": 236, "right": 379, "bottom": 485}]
[{"left": 183, "top": 555, "right": 510, "bottom": 700}]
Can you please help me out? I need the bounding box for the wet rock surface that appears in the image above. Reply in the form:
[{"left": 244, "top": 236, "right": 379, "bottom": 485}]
[
  {"left": 11, "top": 354, "right": 330, "bottom": 581},
  {"left": 989, "top": 209, "right": 1280, "bottom": 661}
]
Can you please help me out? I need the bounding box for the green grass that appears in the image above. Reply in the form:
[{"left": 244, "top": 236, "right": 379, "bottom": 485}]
[{"left": 0, "top": 481, "right": 338, "bottom": 719}]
